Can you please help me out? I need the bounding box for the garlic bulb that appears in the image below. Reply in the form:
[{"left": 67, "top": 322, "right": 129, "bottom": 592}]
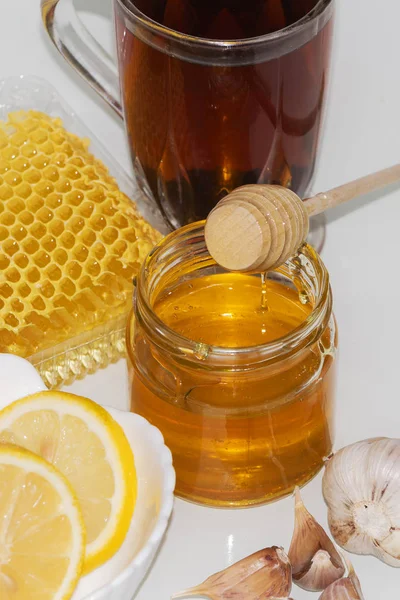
[
  {"left": 171, "top": 546, "right": 292, "bottom": 599},
  {"left": 319, "top": 557, "right": 364, "bottom": 599},
  {"left": 322, "top": 437, "right": 400, "bottom": 566},
  {"left": 288, "top": 487, "right": 345, "bottom": 591}
]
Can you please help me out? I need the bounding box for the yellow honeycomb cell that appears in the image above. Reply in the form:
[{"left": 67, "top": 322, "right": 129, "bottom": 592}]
[
  {"left": 24, "top": 168, "right": 41, "bottom": 183},
  {"left": 11, "top": 224, "right": 28, "bottom": 241},
  {"left": 18, "top": 210, "right": 34, "bottom": 225},
  {"left": 1, "top": 212, "right": 15, "bottom": 226},
  {"left": 0, "top": 110, "right": 161, "bottom": 383},
  {"left": 14, "top": 253, "right": 28, "bottom": 269}
]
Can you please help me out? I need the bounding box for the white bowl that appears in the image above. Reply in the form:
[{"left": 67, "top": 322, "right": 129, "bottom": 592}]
[{"left": 0, "top": 354, "right": 175, "bottom": 600}]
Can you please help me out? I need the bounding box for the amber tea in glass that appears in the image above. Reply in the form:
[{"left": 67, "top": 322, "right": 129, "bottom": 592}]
[
  {"left": 115, "top": 0, "right": 334, "bottom": 228},
  {"left": 42, "top": 0, "right": 335, "bottom": 230}
]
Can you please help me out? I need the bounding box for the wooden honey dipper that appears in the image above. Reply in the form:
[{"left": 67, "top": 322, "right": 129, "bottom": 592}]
[{"left": 205, "top": 164, "right": 400, "bottom": 272}]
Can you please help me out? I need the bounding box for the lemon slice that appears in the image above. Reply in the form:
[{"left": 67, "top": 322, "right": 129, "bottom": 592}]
[
  {"left": 0, "top": 443, "right": 85, "bottom": 600},
  {"left": 0, "top": 391, "right": 136, "bottom": 573}
]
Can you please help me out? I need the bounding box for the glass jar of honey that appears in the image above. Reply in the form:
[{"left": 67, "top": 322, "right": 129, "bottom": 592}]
[{"left": 127, "top": 222, "right": 336, "bottom": 507}]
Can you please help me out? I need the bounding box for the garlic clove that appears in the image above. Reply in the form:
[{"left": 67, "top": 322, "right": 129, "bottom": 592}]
[
  {"left": 322, "top": 437, "right": 400, "bottom": 566},
  {"left": 288, "top": 487, "right": 345, "bottom": 591},
  {"left": 171, "top": 546, "right": 292, "bottom": 599},
  {"left": 319, "top": 557, "right": 364, "bottom": 600}
]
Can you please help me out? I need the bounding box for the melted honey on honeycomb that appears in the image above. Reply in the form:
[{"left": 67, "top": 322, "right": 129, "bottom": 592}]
[{"left": 0, "top": 110, "right": 161, "bottom": 364}]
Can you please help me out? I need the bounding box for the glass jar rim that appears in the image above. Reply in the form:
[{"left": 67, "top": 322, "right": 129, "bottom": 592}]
[
  {"left": 116, "top": 0, "right": 334, "bottom": 66},
  {"left": 132, "top": 222, "right": 332, "bottom": 368}
]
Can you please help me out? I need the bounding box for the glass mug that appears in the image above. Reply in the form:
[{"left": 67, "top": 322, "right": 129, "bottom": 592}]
[{"left": 42, "top": 0, "right": 334, "bottom": 230}]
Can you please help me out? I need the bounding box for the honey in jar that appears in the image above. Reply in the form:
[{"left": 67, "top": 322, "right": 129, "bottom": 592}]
[{"left": 127, "top": 223, "right": 336, "bottom": 507}]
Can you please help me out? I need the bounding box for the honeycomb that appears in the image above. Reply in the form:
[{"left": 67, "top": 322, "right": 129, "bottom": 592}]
[{"left": 0, "top": 110, "right": 161, "bottom": 386}]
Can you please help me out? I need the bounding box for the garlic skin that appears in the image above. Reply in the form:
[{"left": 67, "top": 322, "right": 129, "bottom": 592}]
[
  {"left": 171, "top": 546, "right": 292, "bottom": 599},
  {"left": 288, "top": 487, "right": 345, "bottom": 591},
  {"left": 319, "top": 558, "right": 364, "bottom": 600},
  {"left": 322, "top": 438, "right": 400, "bottom": 567}
]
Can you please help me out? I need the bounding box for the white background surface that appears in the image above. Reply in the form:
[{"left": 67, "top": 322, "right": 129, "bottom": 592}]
[{"left": 2, "top": 0, "right": 400, "bottom": 598}]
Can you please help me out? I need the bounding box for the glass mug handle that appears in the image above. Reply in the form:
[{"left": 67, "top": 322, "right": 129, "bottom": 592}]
[{"left": 41, "top": 0, "right": 123, "bottom": 118}]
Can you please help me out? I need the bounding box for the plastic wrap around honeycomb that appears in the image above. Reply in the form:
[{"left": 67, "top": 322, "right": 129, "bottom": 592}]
[{"left": 0, "top": 110, "right": 161, "bottom": 388}]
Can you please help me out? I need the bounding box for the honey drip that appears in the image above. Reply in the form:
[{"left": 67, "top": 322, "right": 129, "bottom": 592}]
[
  {"left": 260, "top": 271, "right": 269, "bottom": 311},
  {"left": 130, "top": 273, "right": 336, "bottom": 506}
]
